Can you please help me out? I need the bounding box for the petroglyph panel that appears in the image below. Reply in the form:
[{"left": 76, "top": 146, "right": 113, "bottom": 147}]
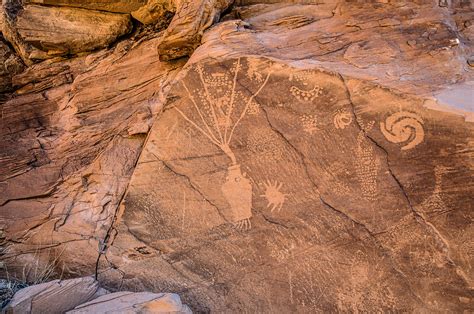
[{"left": 111, "top": 58, "right": 474, "bottom": 313}]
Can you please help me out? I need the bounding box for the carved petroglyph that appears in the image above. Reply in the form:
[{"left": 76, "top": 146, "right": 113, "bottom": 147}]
[
  {"left": 380, "top": 111, "right": 425, "bottom": 150},
  {"left": 222, "top": 165, "right": 253, "bottom": 230},
  {"left": 246, "top": 128, "right": 284, "bottom": 162},
  {"left": 260, "top": 180, "right": 287, "bottom": 212},
  {"left": 174, "top": 58, "right": 272, "bottom": 229},
  {"left": 300, "top": 114, "right": 319, "bottom": 134},
  {"left": 355, "top": 121, "right": 380, "bottom": 201},
  {"left": 420, "top": 165, "right": 449, "bottom": 214},
  {"left": 326, "top": 162, "right": 351, "bottom": 196},
  {"left": 290, "top": 85, "right": 323, "bottom": 102},
  {"left": 247, "top": 99, "right": 260, "bottom": 115},
  {"left": 334, "top": 109, "right": 353, "bottom": 129},
  {"left": 289, "top": 70, "right": 323, "bottom": 102}
]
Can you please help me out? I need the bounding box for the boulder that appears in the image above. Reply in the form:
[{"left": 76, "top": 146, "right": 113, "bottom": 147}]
[
  {"left": 4, "top": 277, "right": 101, "bottom": 313},
  {"left": 157, "top": 0, "right": 234, "bottom": 60},
  {"left": 1, "top": 2, "right": 132, "bottom": 63},
  {"left": 67, "top": 292, "right": 191, "bottom": 313}
]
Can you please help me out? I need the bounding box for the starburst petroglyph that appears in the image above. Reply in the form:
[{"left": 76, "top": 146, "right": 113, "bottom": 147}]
[
  {"left": 174, "top": 58, "right": 272, "bottom": 230},
  {"left": 260, "top": 180, "right": 287, "bottom": 212}
]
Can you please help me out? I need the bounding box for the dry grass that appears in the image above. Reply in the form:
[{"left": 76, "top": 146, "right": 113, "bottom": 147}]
[{"left": 0, "top": 247, "right": 65, "bottom": 309}]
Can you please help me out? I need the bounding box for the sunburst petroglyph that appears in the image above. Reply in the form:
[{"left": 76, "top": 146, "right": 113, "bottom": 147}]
[{"left": 260, "top": 180, "right": 287, "bottom": 212}]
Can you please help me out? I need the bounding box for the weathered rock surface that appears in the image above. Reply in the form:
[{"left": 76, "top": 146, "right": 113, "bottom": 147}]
[
  {"left": 2, "top": 2, "right": 132, "bottom": 64},
  {"left": 131, "top": 0, "right": 175, "bottom": 25},
  {"left": 4, "top": 276, "right": 101, "bottom": 313},
  {"left": 158, "top": 0, "right": 234, "bottom": 60},
  {"left": 1, "top": 0, "right": 473, "bottom": 313},
  {"left": 0, "top": 35, "right": 24, "bottom": 92},
  {"left": 0, "top": 35, "right": 184, "bottom": 279}
]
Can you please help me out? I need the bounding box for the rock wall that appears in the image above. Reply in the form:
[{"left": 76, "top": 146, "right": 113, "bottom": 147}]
[{"left": 1, "top": 0, "right": 473, "bottom": 312}]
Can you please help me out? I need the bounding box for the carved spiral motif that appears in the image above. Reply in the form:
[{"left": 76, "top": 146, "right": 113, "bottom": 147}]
[{"left": 380, "top": 111, "right": 425, "bottom": 151}]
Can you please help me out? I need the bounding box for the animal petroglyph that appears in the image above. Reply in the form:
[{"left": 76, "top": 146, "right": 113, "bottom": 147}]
[
  {"left": 301, "top": 114, "right": 319, "bottom": 134},
  {"left": 380, "top": 111, "right": 425, "bottom": 150},
  {"left": 290, "top": 85, "right": 323, "bottom": 102},
  {"left": 355, "top": 122, "right": 380, "bottom": 201},
  {"left": 260, "top": 180, "right": 287, "bottom": 212},
  {"left": 289, "top": 70, "right": 323, "bottom": 102},
  {"left": 334, "top": 109, "right": 353, "bottom": 129},
  {"left": 174, "top": 58, "right": 272, "bottom": 229}
]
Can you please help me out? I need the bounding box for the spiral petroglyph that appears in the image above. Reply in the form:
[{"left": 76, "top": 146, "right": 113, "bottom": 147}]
[{"left": 380, "top": 111, "right": 425, "bottom": 150}]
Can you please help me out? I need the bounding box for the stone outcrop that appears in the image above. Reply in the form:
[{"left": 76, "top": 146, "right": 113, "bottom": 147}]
[
  {"left": 1, "top": 1, "right": 132, "bottom": 64},
  {"left": 158, "top": 0, "right": 234, "bottom": 60},
  {"left": 0, "top": 0, "right": 473, "bottom": 313},
  {"left": 4, "top": 277, "right": 190, "bottom": 314}
]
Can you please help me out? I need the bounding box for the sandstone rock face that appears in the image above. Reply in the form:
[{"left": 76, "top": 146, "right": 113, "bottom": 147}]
[
  {"left": 2, "top": 2, "right": 132, "bottom": 63},
  {"left": 102, "top": 56, "right": 473, "bottom": 312},
  {"left": 0, "top": 35, "right": 184, "bottom": 280},
  {"left": 1, "top": 1, "right": 473, "bottom": 313}
]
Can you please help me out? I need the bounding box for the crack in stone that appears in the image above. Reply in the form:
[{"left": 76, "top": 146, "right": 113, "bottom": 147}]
[
  {"left": 340, "top": 74, "right": 472, "bottom": 289},
  {"left": 259, "top": 92, "right": 425, "bottom": 305},
  {"left": 150, "top": 152, "right": 228, "bottom": 223}
]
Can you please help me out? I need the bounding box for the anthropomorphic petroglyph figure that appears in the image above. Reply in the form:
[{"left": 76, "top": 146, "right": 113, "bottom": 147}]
[
  {"left": 174, "top": 58, "right": 271, "bottom": 229},
  {"left": 380, "top": 111, "right": 424, "bottom": 151}
]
